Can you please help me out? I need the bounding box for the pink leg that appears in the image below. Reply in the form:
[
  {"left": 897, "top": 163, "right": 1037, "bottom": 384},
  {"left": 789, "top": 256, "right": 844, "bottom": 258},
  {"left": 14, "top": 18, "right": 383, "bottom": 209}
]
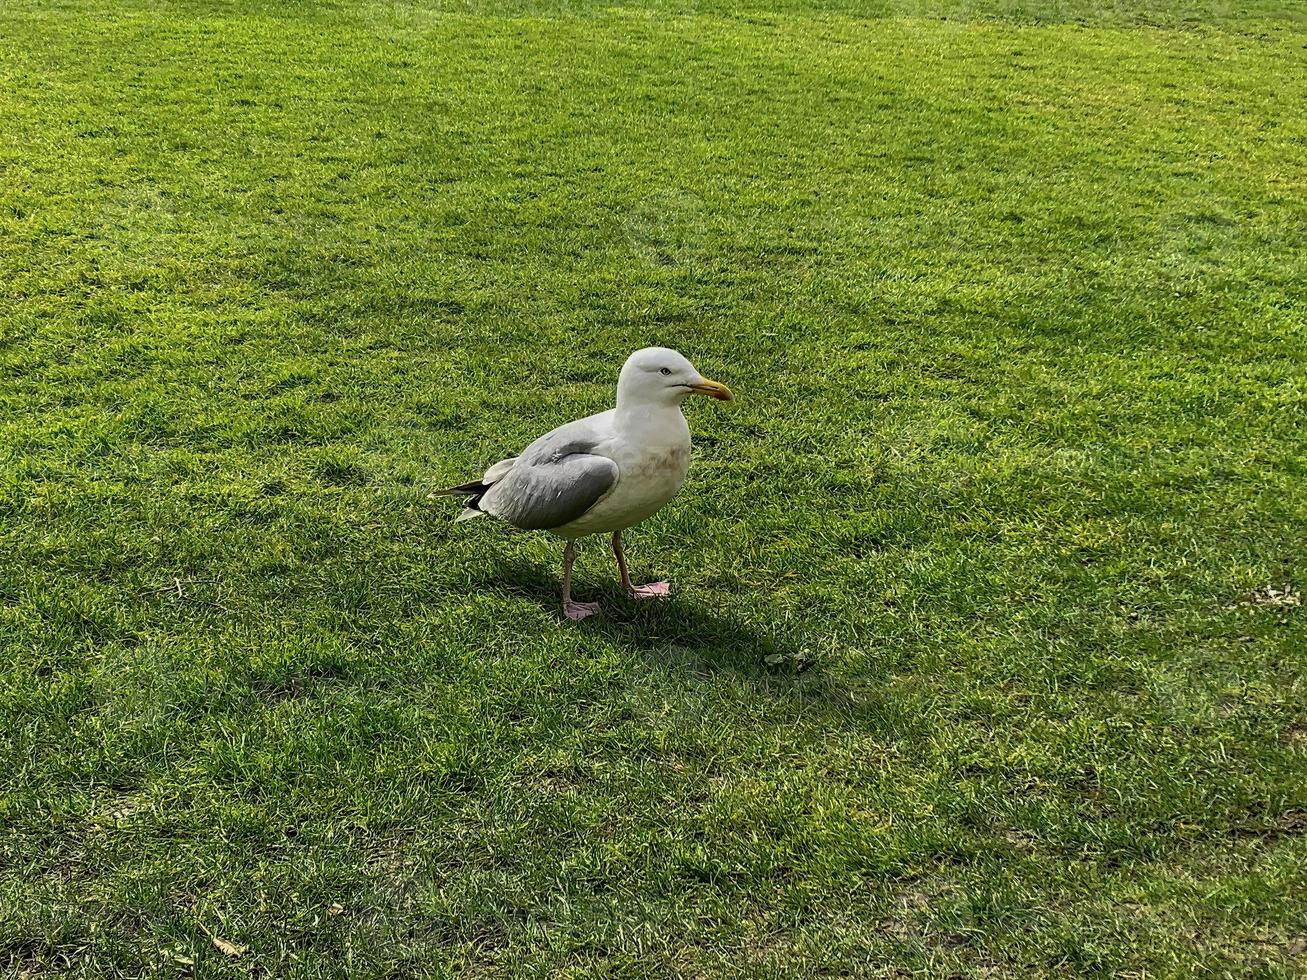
[
  {"left": 561, "top": 540, "right": 600, "bottom": 621},
  {"left": 612, "top": 531, "right": 670, "bottom": 599}
]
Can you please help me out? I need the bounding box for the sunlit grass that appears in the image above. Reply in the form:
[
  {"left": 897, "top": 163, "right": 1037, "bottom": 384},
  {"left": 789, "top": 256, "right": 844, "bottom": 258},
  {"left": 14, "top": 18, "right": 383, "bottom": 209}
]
[{"left": 1, "top": 0, "right": 1305, "bottom": 974}]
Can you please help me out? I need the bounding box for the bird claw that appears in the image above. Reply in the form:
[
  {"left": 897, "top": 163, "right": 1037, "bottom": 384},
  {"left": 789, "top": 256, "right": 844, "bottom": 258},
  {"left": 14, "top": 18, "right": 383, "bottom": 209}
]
[
  {"left": 629, "top": 581, "right": 671, "bottom": 599},
  {"left": 563, "top": 599, "right": 601, "bottom": 621}
]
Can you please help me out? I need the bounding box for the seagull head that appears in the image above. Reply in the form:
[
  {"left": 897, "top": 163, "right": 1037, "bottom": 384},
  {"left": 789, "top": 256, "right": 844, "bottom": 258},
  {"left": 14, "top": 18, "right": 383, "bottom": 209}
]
[{"left": 617, "top": 347, "right": 734, "bottom": 408}]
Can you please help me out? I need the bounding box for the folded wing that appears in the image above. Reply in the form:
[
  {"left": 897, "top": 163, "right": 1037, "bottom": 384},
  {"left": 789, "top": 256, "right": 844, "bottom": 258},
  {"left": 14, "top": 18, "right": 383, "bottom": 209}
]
[{"left": 469, "top": 417, "right": 616, "bottom": 530}]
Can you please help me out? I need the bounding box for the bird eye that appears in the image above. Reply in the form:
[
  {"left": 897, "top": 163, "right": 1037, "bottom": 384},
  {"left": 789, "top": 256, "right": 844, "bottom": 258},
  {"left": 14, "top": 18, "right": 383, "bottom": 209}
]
[{"left": 659, "top": 367, "right": 672, "bottom": 376}]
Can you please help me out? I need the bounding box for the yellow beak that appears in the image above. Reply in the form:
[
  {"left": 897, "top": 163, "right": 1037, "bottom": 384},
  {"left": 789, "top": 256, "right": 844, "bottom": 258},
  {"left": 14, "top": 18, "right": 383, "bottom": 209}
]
[{"left": 689, "top": 377, "right": 734, "bottom": 401}]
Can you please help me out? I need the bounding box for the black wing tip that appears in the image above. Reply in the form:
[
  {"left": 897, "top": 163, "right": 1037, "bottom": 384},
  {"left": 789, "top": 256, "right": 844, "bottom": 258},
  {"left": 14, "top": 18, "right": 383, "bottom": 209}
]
[
  {"left": 435, "top": 480, "right": 488, "bottom": 497},
  {"left": 435, "top": 480, "right": 489, "bottom": 512}
]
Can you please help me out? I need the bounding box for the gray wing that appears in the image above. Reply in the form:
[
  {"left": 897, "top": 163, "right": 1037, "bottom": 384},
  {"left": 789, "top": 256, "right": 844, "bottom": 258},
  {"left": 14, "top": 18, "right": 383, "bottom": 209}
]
[{"left": 480, "top": 419, "right": 617, "bottom": 531}]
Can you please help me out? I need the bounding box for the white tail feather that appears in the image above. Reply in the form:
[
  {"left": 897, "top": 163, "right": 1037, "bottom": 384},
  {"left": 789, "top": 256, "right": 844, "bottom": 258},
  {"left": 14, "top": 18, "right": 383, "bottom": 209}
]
[{"left": 456, "top": 508, "right": 486, "bottom": 522}]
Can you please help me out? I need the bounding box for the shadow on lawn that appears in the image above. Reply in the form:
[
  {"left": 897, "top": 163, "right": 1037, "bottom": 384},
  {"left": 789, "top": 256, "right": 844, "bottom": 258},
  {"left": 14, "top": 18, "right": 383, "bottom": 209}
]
[{"left": 475, "top": 557, "right": 819, "bottom": 678}]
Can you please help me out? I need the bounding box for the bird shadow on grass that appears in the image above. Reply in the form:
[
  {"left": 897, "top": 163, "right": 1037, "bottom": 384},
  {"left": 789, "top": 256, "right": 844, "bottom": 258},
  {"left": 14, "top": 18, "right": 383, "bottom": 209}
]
[{"left": 473, "top": 557, "right": 823, "bottom": 681}]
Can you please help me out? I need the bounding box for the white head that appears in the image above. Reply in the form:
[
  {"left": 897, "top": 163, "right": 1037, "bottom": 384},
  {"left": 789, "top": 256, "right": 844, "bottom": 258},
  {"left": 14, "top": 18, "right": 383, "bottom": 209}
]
[{"left": 616, "top": 346, "right": 734, "bottom": 410}]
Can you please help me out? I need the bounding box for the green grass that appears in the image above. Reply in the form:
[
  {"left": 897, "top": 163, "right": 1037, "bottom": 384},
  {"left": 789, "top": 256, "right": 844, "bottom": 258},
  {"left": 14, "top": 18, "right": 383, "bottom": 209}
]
[{"left": 2, "top": 0, "right": 1306, "bottom": 975}]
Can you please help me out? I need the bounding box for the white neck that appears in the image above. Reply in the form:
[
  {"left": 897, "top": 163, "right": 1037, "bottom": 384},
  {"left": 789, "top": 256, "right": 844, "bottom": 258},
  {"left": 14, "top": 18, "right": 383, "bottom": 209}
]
[{"left": 614, "top": 400, "right": 690, "bottom": 445}]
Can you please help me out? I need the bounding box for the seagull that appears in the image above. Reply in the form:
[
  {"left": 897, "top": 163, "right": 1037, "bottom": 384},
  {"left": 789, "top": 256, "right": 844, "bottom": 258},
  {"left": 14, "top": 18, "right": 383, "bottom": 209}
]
[{"left": 436, "top": 347, "right": 734, "bottom": 620}]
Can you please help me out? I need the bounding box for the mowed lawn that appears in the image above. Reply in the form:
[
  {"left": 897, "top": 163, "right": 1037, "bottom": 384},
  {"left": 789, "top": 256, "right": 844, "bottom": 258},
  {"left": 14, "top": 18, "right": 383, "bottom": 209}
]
[{"left": 2, "top": 0, "right": 1306, "bottom": 975}]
